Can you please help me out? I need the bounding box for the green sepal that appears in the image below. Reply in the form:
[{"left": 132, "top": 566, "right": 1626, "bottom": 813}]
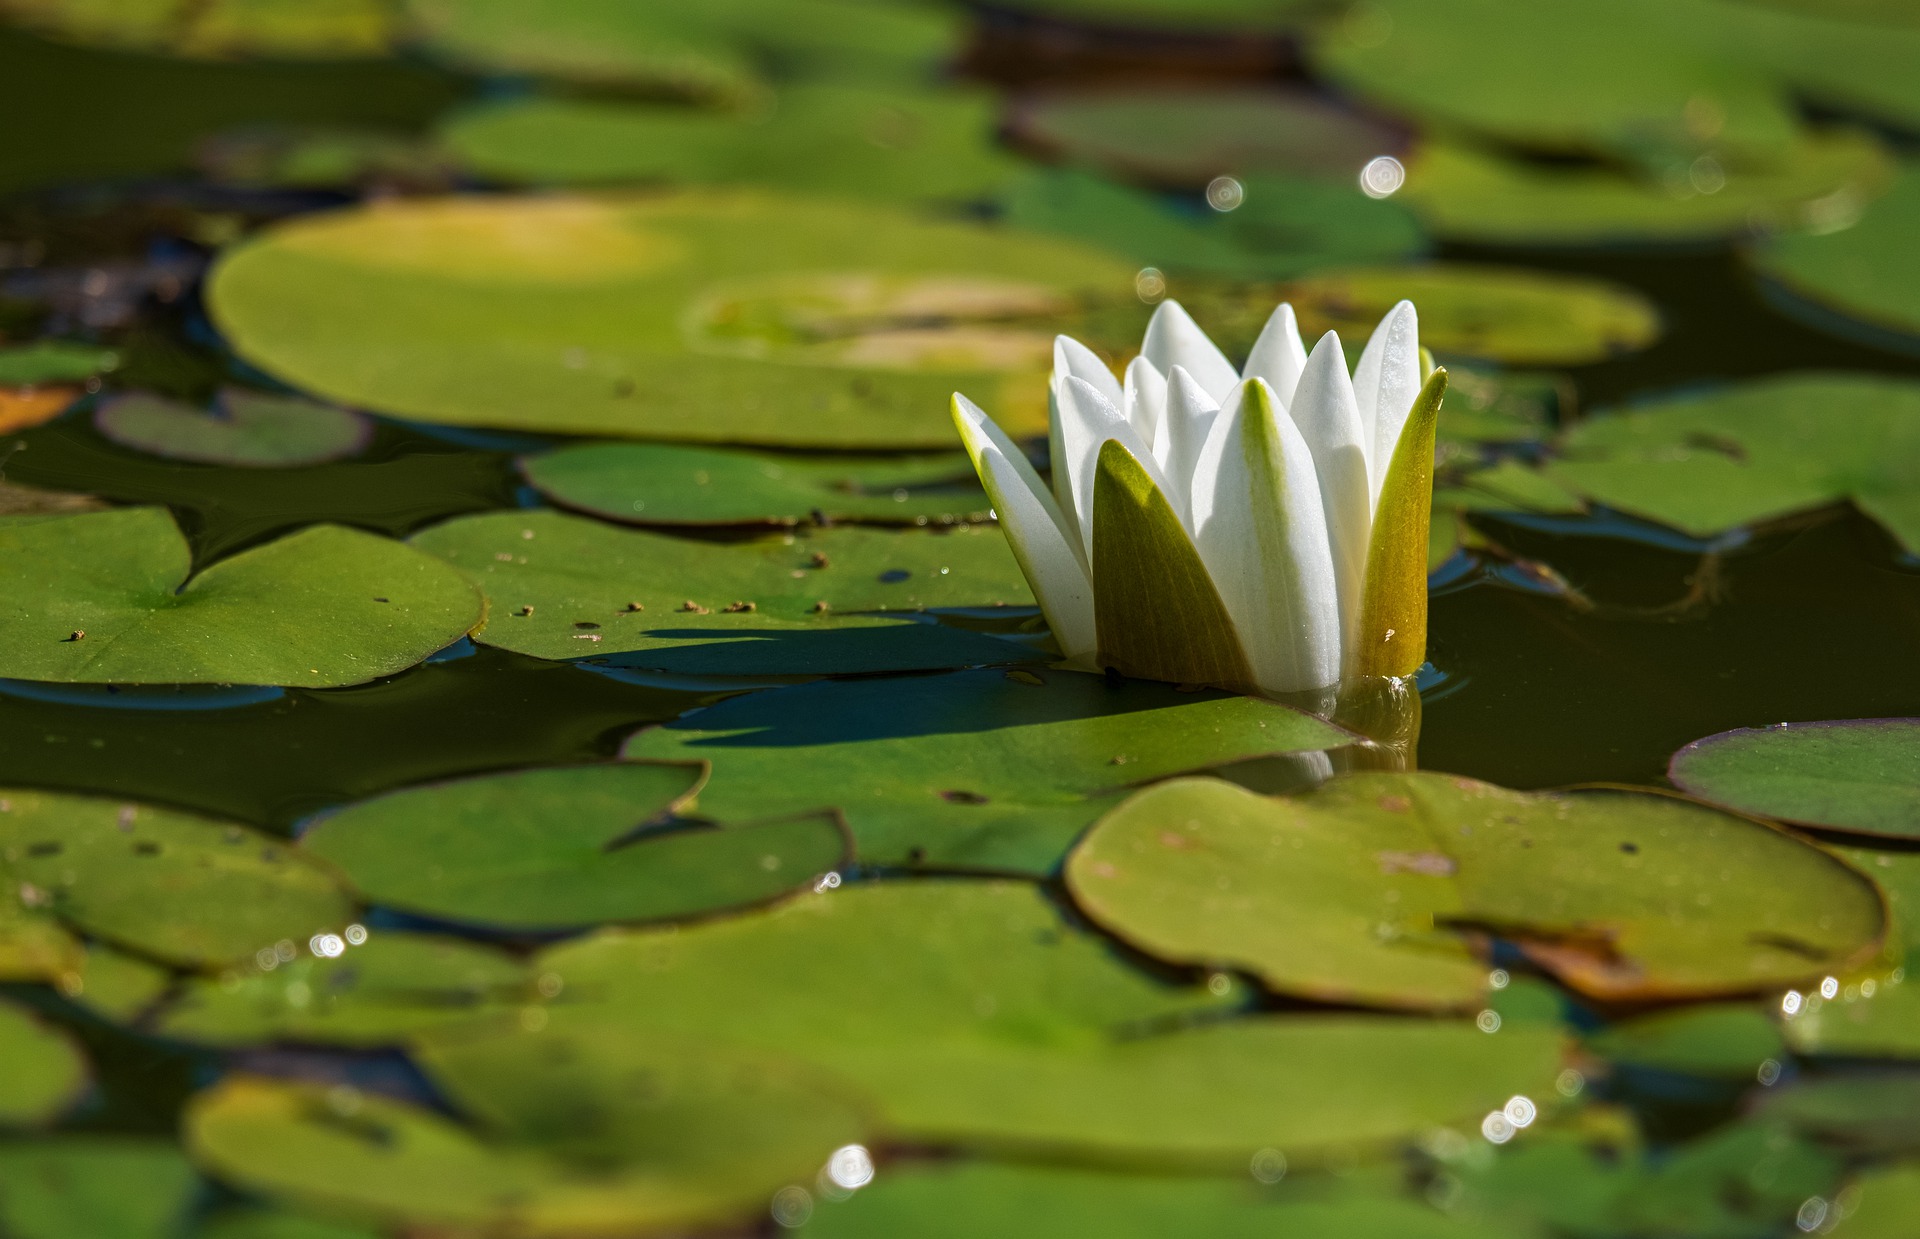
[
  {"left": 1091, "top": 439, "right": 1253, "bottom": 690},
  {"left": 1353, "top": 368, "right": 1447, "bottom": 679}
]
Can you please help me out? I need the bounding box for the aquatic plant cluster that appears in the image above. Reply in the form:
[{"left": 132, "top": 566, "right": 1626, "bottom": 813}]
[{"left": 1, "top": 0, "right": 1919, "bottom": 1237}]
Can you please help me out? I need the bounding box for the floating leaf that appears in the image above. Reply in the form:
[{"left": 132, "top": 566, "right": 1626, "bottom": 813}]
[
  {"left": 156, "top": 932, "right": 526, "bottom": 1047},
  {"left": 1007, "top": 85, "right": 1408, "bottom": 187},
  {"left": 0, "top": 1001, "right": 87, "bottom": 1125},
  {"left": 1753, "top": 1074, "right": 1920, "bottom": 1156},
  {"left": 798, "top": 1160, "right": 1511, "bottom": 1239},
  {"left": 522, "top": 441, "right": 987, "bottom": 527},
  {"left": 410, "top": 509, "right": 1039, "bottom": 676},
  {"left": 94, "top": 389, "right": 373, "bottom": 468},
  {"left": 621, "top": 665, "right": 1349, "bottom": 873},
  {"left": 65, "top": 944, "right": 173, "bottom": 1024},
  {"left": 187, "top": 1048, "right": 867, "bottom": 1238},
  {"left": 1780, "top": 844, "right": 1920, "bottom": 1058},
  {"left": 0, "top": 341, "right": 118, "bottom": 386},
  {"left": 0, "top": 0, "right": 397, "bottom": 58},
  {"left": 536, "top": 879, "right": 1563, "bottom": 1168},
  {"left": 300, "top": 763, "right": 847, "bottom": 931},
  {"left": 442, "top": 84, "right": 1020, "bottom": 205},
  {"left": 1070, "top": 772, "right": 1885, "bottom": 1005},
  {"left": 1550, "top": 374, "right": 1920, "bottom": 551},
  {"left": 0, "top": 386, "right": 82, "bottom": 434},
  {"left": 1402, "top": 131, "right": 1892, "bottom": 244},
  {"left": 1584, "top": 1004, "right": 1786, "bottom": 1078},
  {"left": 1282, "top": 265, "right": 1661, "bottom": 366},
  {"left": 0, "top": 1140, "right": 198, "bottom": 1239},
  {"left": 1821, "top": 1165, "right": 1920, "bottom": 1239},
  {"left": 1671, "top": 719, "right": 1920, "bottom": 839},
  {"left": 208, "top": 192, "right": 1131, "bottom": 447},
  {"left": 0, "top": 788, "right": 354, "bottom": 968},
  {"left": 983, "top": 0, "right": 1316, "bottom": 31},
  {"left": 200, "top": 1207, "right": 384, "bottom": 1239},
  {"left": 0, "top": 508, "right": 481, "bottom": 687},
  {"left": 1751, "top": 165, "right": 1920, "bottom": 353}
]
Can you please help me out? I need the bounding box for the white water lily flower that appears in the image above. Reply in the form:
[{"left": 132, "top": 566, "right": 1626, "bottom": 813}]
[{"left": 952, "top": 299, "right": 1446, "bottom": 696}]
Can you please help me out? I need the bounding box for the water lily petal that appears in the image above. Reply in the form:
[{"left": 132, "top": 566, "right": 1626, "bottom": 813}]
[
  {"left": 1091, "top": 439, "right": 1253, "bottom": 690},
  {"left": 1241, "top": 303, "right": 1309, "bottom": 408},
  {"left": 1157, "top": 365, "right": 1222, "bottom": 530},
  {"left": 1351, "top": 300, "right": 1422, "bottom": 505},
  {"left": 1190, "top": 379, "right": 1340, "bottom": 693},
  {"left": 1141, "top": 300, "right": 1240, "bottom": 404},
  {"left": 1052, "top": 334, "right": 1122, "bottom": 409},
  {"left": 1283, "top": 336, "right": 1372, "bottom": 658},
  {"left": 1057, "top": 375, "right": 1160, "bottom": 565},
  {"left": 951, "top": 394, "right": 1096, "bottom": 661},
  {"left": 1352, "top": 368, "right": 1448, "bottom": 680},
  {"left": 1123, "top": 356, "right": 1168, "bottom": 455}
]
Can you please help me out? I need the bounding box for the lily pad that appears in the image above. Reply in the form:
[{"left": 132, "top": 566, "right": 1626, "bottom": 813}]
[
  {"left": 1550, "top": 374, "right": 1920, "bottom": 551},
  {"left": 0, "top": 1140, "right": 198, "bottom": 1239},
  {"left": 200, "top": 1208, "right": 383, "bottom": 1239},
  {"left": 1780, "top": 845, "right": 1920, "bottom": 1058},
  {"left": 0, "top": 0, "right": 398, "bottom": 58},
  {"left": 0, "top": 787, "right": 355, "bottom": 968},
  {"left": 64, "top": 944, "right": 174, "bottom": 1023},
  {"left": 206, "top": 191, "right": 1132, "bottom": 447},
  {"left": 521, "top": 441, "right": 987, "bottom": 527},
  {"left": 1751, "top": 164, "right": 1920, "bottom": 352},
  {"left": 1823, "top": 1165, "right": 1920, "bottom": 1239},
  {"left": 409, "top": 509, "right": 1039, "bottom": 676},
  {"left": 798, "top": 1161, "right": 1511, "bottom": 1239},
  {"left": 0, "top": 386, "right": 82, "bottom": 434},
  {"left": 536, "top": 879, "right": 1564, "bottom": 1167},
  {"left": 0, "top": 341, "right": 117, "bottom": 386},
  {"left": 1671, "top": 719, "right": 1920, "bottom": 839},
  {"left": 1282, "top": 264, "right": 1661, "bottom": 366},
  {"left": 187, "top": 1047, "right": 869, "bottom": 1237},
  {"left": 982, "top": 0, "right": 1317, "bottom": 31},
  {"left": 1403, "top": 131, "right": 1893, "bottom": 244},
  {"left": 93, "top": 389, "right": 373, "bottom": 468},
  {"left": 0, "top": 507, "right": 482, "bottom": 687},
  {"left": 1070, "top": 772, "right": 1886, "bottom": 1005},
  {"left": 1584, "top": 1004, "right": 1786, "bottom": 1078},
  {"left": 620, "top": 665, "right": 1350, "bottom": 873},
  {"left": 299, "top": 762, "right": 848, "bottom": 931},
  {"left": 155, "top": 932, "right": 527, "bottom": 1047},
  {"left": 441, "top": 84, "right": 1021, "bottom": 204},
  {"left": 1007, "top": 85, "right": 1408, "bottom": 187},
  {"left": 0, "top": 1001, "right": 87, "bottom": 1125}
]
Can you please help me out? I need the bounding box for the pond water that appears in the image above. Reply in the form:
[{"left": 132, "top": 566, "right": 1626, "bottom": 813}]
[{"left": 3, "top": 3, "right": 1920, "bottom": 1237}]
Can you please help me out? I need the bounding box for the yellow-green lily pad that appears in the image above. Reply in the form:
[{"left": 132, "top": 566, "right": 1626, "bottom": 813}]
[
  {"left": 0, "top": 341, "right": 118, "bottom": 386},
  {"left": 410, "top": 509, "right": 1040, "bottom": 676},
  {"left": 0, "top": 1001, "right": 88, "bottom": 1125},
  {"left": 1068, "top": 772, "right": 1885, "bottom": 1006},
  {"left": 155, "top": 931, "right": 526, "bottom": 1047},
  {"left": 199, "top": 1207, "right": 382, "bottom": 1239},
  {"left": 207, "top": 192, "right": 1130, "bottom": 447},
  {"left": 1670, "top": 719, "right": 1920, "bottom": 840},
  {"left": 299, "top": 762, "right": 848, "bottom": 931},
  {"left": 4, "top": 0, "right": 397, "bottom": 58},
  {"left": 1584, "top": 1004, "right": 1786, "bottom": 1078},
  {"left": 94, "top": 389, "right": 373, "bottom": 468},
  {"left": 620, "top": 665, "right": 1350, "bottom": 873},
  {"left": 1549, "top": 374, "right": 1920, "bottom": 551},
  {"left": 535, "top": 879, "right": 1564, "bottom": 1168},
  {"left": 1781, "top": 844, "right": 1920, "bottom": 1059},
  {"left": 0, "top": 1140, "right": 198, "bottom": 1239},
  {"left": 521, "top": 441, "right": 987, "bottom": 527},
  {"left": 1283, "top": 264, "right": 1661, "bottom": 366},
  {"left": 1751, "top": 164, "right": 1920, "bottom": 353},
  {"left": 0, "top": 787, "right": 355, "bottom": 968}
]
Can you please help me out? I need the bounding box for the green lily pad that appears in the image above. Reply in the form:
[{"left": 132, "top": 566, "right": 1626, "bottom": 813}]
[
  {"left": 1004, "top": 168, "right": 1427, "bottom": 281},
  {"left": 1430, "top": 460, "right": 1586, "bottom": 568},
  {"left": 1283, "top": 264, "right": 1661, "bottom": 366},
  {"left": 1068, "top": 772, "right": 1884, "bottom": 1006},
  {"left": 1549, "top": 374, "right": 1920, "bottom": 551},
  {"left": 300, "top": 762, "right": 848, "bottom": 931},
  {"left": 199, "top": 1208, "right": 383, "bottom": 1239},
  {"left": 0, "top": 787, "right": 355, "bottom": 968},
  {"left": 409, "top": 509, "right": 1039, "bottom": 676},
  {"left": 187, "top": 1048, "right": 868, "bottom": 1237},
  {"left": 1754, "top": 1074, "right": 1920, "bottom": 1156},
  {"left": 620, "top": 665, "right": 1350, "bottom": 873},
  {"left": 1007, "top": 85, "right": 1407, "bottom": 187},
  {"left": 1778, "top": 844, "right": 1920, "bottom": 1058},
  {"left": 1403, "top": 131, "right": 1893, "bottom": 244},
  {"left": 3, "top": 0, "right": 397, "bottom": 58},
  {"left": 155, "top": 931, "right": 526, "bottom": 1047},
  {"left": 1584, "top": 1004, "right": 1786, "bottom": 1078},
  {"left": 521, "top": 441, "right": 987, "bottom": 527},
  {"left": 536, "top": 879, "right": 1564, "bottom": 1167},
  {"left": 93, "top": 389, "right": 373, "bottom": 468},
  {"left": 1824, "top": 1165, "right": 1920, "bottom": 1239},
  {"left": 1670, "top": 719, "right": 1920, "bottom": 839},
  {"left": 0, "top": 507, "right": 481, "bottom": 687},
  {"left": 1751, "top": 164, "right": 1920, "bottom": 352},
  {"left": 0, "top": 1140, "right": 198, "bottom": 1239},
  {"left": 797, "top": 1161, "right": 1512, "bottom": 1239},
  {"left": 206, "top": 191, "right": 1132, "bottom": 448},
  {"left": 65, "top": 944, "right": 174, "bottom": 1024},
  {"left": 1310, "top": 0, "right": 1800, "bottom": 163},
  {"left": 1726, "top": 5, "right": 1920, "bottom": 138},
  {"left": 441, "top": 84, "right": 1021, "bottom": 204},
  {"left": 983, "top": 0, "right": 1317, "bottom": 31},
  {"left": 0, "top": 1001, "right": 87, "bottom": 1125},
  {"left": 0, "top": 341, "right": 118, "bottom": 386}
]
